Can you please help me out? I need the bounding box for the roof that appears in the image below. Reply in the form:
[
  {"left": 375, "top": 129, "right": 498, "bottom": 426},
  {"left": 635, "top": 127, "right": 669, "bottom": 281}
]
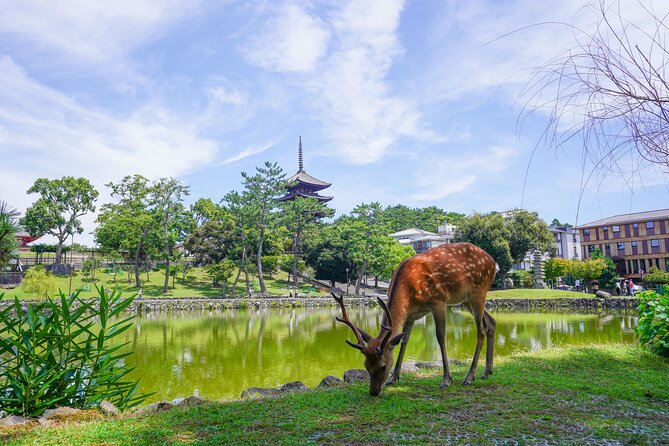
[
  {"left": 276, "top": 191, "right": 333, "bottom": 202},
  {"left": 576, "top": 208, "right": 669, "bottom": 228},
  {"left": 390, "top": 228, "right": 435, "bottom": 238},
  {"left": 285, "top": 171, "right": 331, "bottom": 190},
  {"left": 413, "top": 235, "right": 447, "bottom": 242}
]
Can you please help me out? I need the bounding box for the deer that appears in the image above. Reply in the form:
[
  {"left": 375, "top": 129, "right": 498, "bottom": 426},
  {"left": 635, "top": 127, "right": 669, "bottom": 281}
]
[{"left": 333, "top": 242, "right": 497, "bottom": 396}]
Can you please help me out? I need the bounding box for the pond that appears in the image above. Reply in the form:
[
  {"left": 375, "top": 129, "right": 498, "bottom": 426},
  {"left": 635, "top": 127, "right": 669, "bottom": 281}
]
[{"left": 119, "top": 307, "right": 637, "bottom": 403}]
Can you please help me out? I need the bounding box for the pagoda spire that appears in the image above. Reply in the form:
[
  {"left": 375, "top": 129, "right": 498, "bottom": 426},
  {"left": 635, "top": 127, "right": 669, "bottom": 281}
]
[{"left": 298, "top": 136, "right": 304, "bottom": 172}]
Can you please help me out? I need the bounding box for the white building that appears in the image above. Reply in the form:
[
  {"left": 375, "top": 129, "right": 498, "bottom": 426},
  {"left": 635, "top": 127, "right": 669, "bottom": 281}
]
[
  {"left": 390, "top": 228, "right": 452, "bottom": 254},
  {"left": 550, "top": 226, "right": 581, "bottom": 260}
]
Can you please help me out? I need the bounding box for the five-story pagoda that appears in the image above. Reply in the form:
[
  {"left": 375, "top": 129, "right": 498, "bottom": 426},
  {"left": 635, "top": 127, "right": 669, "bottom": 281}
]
[{"left": 277, "top": 137, "right": 333, "bottom": 203}]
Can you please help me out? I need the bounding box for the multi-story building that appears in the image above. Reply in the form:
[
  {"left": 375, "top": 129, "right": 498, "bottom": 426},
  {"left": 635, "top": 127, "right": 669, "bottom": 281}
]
[
  {"left": 550, "top": 226, "right": 581, "bottom": 260},
  {"left": 389, "top": 228, "right": 451, "bottom": 254},
  {"left": 576, "top": 209, "right": 669, "bottom": 279}
]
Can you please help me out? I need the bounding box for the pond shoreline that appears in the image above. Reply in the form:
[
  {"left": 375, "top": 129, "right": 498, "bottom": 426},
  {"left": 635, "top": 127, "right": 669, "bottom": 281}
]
[{"left": 2, "top": 295, "right": 640, "bottom": 312}]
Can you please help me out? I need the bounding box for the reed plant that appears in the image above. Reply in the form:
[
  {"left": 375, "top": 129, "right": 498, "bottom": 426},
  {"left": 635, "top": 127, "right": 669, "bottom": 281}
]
[{"left": 0, "top": 287, "right": 149, "bottom": 417}]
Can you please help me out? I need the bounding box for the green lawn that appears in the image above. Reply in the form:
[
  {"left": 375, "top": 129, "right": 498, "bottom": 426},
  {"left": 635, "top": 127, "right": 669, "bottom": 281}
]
[
  {"left": 2, "top": 344, "right": 667, "bottom": 445},
  {"left": 488, "top": 288, "right": 596, "bottom": 299},
  {"left": 3, "top": 267, "right": 326, "bottom": 300}
]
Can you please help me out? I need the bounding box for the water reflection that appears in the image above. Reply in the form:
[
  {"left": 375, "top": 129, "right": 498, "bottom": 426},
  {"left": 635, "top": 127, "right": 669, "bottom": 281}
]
[{"left": 118, "top": 308, "right": 637, "bottom": 402}]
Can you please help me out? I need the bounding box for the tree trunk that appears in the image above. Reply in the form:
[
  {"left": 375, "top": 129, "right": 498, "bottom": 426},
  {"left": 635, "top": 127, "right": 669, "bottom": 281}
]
[
  {"left": 134, "top": 240, "right": 143, "bottom": 289},
  {"left": 163, "top": 255, "right": 170, "bottom": 294},
  {"left": 256, "top": 228, "right": 267, "bottom": 294},
  {"left": 243, "top": 260, "right": 251, "bottom": 296},
  {"left": 221, "top": 282, "right": 227, "bottom": 297},
  {"left": 56, "top": 240, "right": 63, "bottom": 264},
  {"left": 292, "top": 232, "right": 299, "bottom": 289}
]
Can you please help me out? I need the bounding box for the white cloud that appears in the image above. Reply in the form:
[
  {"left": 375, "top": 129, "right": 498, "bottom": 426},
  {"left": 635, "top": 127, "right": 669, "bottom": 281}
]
[
  {"left": 243, "top": 3, "right": 330, "bottom": 73},
  {"left": 219, "top": 138, "right": 281, "bottom": 165},
  {"left": 0, "top": 0, "right": 198, "bottom": 69},
  {"left": 412, "top": 145, "right": 518, "bottom": 201},
  {"left": 207, "top": 86, "right": 245, "bottom": 106},
  {"left": 0, "top": 56, "right": 218, "bottom": 225}
]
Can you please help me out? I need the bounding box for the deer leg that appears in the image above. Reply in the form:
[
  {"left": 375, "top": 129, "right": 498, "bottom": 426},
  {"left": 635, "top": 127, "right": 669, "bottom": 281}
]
[
  {"left": 386, "top": 320, "right": 415, "bottom": 386},
  {"left": 480, "top": 310, "right": 496, "bottom": 379},
  {"left": 432, "top": 308, "right": 452, "bottom": 389},
  {"left": 463, "top": 303, "right": 485, "bottom": 385}
]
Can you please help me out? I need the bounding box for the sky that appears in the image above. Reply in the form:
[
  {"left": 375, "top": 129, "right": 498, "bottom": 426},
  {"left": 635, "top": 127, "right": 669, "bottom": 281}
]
[{"left": 1, "top": 0, "right": 668, "bottom": 246}]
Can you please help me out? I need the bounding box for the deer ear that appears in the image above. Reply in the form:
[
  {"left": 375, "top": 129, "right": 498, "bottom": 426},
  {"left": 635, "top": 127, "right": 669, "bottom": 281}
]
[
  {"left": 389, "top": 332, "right": 406, "bottom": 348},
  {"left": 358, "top": 328, "right": 373, "bottom": 342}
]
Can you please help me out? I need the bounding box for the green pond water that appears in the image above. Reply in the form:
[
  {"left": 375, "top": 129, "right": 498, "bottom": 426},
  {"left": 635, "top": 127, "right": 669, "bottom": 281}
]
[{"left": 119, "top": 308, "right": 637, "bottom": 403}]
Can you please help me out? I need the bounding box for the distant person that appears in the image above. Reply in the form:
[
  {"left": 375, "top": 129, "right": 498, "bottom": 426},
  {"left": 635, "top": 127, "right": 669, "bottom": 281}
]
[
  {"left": 628, "top": 279, "right": 635, "bottom": 297},
  {"left": 622, "top": 280, "right": 628, "bottom": 296},
  {"left": 615, "top": 281, "right": 621, "bottom": 296},
  {"left": 138, "top": 288, "right": 143, "bottom": 300},
  {"left": 575, "top": 279, "right": 581, "bottom": 292}
]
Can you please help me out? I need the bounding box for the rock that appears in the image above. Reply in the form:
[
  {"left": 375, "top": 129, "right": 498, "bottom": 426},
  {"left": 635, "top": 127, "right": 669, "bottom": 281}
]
[
  {"left": 0, "top": 415, "right": 31, "bottom": 426},
  {"left": 133, "top": 401, "right": 174, "bottom": 417},
  {"left": 43, "top": 406, "right": 82, "bottom": 419},
  {"left": 343, "top": 369, "right": 369, "bottom": 383},
  {"left": 415, "top": 361, "right": 440, "bottom": 369},
  {"left": 99, "top": 400, "right": 120, "bottom": 417},
  {"left": 595, "top": 290, "right": 612, "bottom": 299},
  {"left": 317, "top": 375, "right": 345, "bottom": 389},
  {"left": 280, "top": 381, "right": 309, "bottom": 392},
  {"left": 401, "top": 361, "right": 419, "bottom": 373},
  {"left": 180, "top": 396, "right": 206, "bottom": 407},
  {"left": 240, "top": 387, "right": 282, "bottom": 399}
]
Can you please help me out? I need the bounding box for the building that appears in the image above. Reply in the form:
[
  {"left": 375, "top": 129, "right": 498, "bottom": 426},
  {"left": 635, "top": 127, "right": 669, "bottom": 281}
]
[
  {"left": 576, "top": 208, "right": 669, "bottom": 279},
  {"left": 277, "top": 137, "right": 333, "bottom": 203},
  {"left": 15, "top": 230, "right": 41, "bottom": 253},
  {"left": 390, "top": 228, "right": 451, "bottom": 254},
  {"left": 550, "top": 226, "right": 581, "bottom": 260}
]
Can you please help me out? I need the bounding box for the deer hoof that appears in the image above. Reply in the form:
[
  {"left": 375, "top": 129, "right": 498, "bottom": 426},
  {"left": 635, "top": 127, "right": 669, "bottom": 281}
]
[
  {"left": 439, "top": 377, "right": 452, "bottom": 389},
  {"left": 385, "top": 376, "right": 399, "bottom": 387},
  {"left": 461, "top": 376, "right": 475, "bottom": 386}
]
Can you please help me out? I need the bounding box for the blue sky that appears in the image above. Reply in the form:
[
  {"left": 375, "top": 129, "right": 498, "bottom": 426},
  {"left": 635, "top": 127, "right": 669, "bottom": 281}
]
[{"left": 1, "top": 0, "right": 668, "bottom": 246}]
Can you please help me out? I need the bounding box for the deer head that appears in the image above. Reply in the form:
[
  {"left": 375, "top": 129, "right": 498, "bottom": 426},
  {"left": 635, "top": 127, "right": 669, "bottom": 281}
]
[{"left": 332, "top": 293, "right": 405, "bottom": 396}]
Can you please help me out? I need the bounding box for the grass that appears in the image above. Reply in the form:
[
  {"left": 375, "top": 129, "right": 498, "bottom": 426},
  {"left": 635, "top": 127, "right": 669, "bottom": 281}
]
[
  {"left": 3, "top": 267, "right": 327, "bottom": 300},
  {"left": 488, "top": 288, "right": 599, "bottom": 299},
  {"left": 2, "top": 344, "right": 667, "bottom": 445}
]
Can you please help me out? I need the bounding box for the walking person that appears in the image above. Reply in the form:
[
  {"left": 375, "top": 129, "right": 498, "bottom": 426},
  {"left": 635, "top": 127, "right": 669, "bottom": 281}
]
[{"left": 628, "top": 279, "right": 635, "bottom": 297}]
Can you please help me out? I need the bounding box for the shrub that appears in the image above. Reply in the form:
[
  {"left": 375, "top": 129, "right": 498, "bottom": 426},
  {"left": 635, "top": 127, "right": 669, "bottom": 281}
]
[
  {"left": 0, "top": 287, "right": 150, "bottom": 417},
  {"left": 508, "top": 270, "right": 534, "bottom": 288},
  {"left": 635, "top": 286, "right": 669, "bottom": 357},
  {"left": 22, "top": 265, "right": 58, "bottom": 298}
]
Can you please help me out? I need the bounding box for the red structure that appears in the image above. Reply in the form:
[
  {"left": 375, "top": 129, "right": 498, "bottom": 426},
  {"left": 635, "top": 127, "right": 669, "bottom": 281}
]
[
  {"left": 277, "top": 137, "right": 333, "bottom": 203},
  {"left": 15, "top": 230, "right": 41, "bottom": 250}
]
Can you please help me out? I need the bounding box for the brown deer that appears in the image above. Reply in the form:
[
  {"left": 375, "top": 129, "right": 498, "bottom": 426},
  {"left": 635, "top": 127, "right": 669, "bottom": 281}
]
[{"left": 333, "top": 242, "right": 497, "bottom": 396}]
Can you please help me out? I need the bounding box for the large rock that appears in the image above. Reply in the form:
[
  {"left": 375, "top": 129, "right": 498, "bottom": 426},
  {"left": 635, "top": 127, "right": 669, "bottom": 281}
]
[
  {"left": 343, "top": 369, "right": 369, "bottom": 383},
  {"left": 240, "top": 387, "right": 282, "bottom": 399},
  {"left": 280, "top": 381, "right": 309, "bottom": 392},
  {"left": 415, "top": 361, "right": 440, "bottom": 370},
  {"left": 133, "top": 401, "right": 174, "bottom": 417},
  {"left": 0, "top": 415, "right": 32, "bottom": 427},
  {"left": 179, "top": 396, "right": 206, "bottom": 408},
  {"left": 99, "top": 400, "right": 120, "bottom": 417},
  {"left": 317, "top": 376, "right": 345, "bottom": 390},
  {"left": 43, "top": 406, "right": 82, "bottom": 419},
  {"left": 595, "top": 290, "right": 612, "bottom": 299}
]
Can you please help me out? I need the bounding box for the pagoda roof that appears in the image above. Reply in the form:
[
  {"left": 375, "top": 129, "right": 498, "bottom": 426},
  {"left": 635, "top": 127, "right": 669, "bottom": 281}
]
[
  {"left": 286, "top": 170, "right": 331, "bottom": 191},
  {"left": 277, "top": 190, "right": 333, "bottom": 202}
]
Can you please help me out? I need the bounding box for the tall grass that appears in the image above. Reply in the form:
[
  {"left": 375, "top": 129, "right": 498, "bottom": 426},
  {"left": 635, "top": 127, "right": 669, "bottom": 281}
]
[{"left": 0, "top": 287, "right": 150, "bottom": 417}]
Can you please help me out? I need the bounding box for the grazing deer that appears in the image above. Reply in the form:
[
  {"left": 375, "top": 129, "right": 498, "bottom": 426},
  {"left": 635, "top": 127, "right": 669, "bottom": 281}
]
[{"left": 333, "top": 242, "right": 497, "bottom": 396}]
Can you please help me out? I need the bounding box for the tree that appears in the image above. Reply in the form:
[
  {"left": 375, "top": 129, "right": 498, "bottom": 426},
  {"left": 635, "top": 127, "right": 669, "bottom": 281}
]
[
  {"left": 22, "top": 265, "right": 57, "bottom": 298},
  {"left": 240, "top": 162, "right": 286, "bottom": 294},
  {"left": 191, "top": 198, "right": 224, "bottom": 228},
  {"left": 153, "top": 178, "right": 191, "bottom": 294},
  {"left": 21, "top": 177, "right": 98, "bottom": 264},
  {"left": 591, "top": 248, "right": 617, "bottom": 289},
  {"left": 550, "top": 218, "right": 573, "bottom": 229},
  {"left": 351, "top": 203, "right": 385, "bottom": 294},
  {"left": 280, "top": 197, "right": 332, "bottom": 288},
  {"left": 304, "top": 221, "right": 354, "bottom": 287},
  {"left": 96, "top": 175, "right": 158, "bottom": 289},
  {"left": 455, "top": 212, "right": 513, "bottom": 278},
  {"left": 368, "top": 237, "right": 415, "bottom": 284},
  {"left": 505, "top": 209, "right": 554, "bottom": 262},
  {"left": 0, "top": 201, "right": 20, "bottom": 268},
  {"left": 184, "top": 219, "right": 235, "bottom": 266},
  {"left": 205, "top": 260, "right": 235, "bottom": 295},
  {"left": 526, "top": 0, "right": 669, "bottom": 172}
]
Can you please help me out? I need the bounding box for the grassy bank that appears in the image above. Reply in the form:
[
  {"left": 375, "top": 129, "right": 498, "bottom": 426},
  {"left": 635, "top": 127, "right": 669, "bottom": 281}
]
[
  {"left": 488, "top": 288, "right": 592, "bottom": 299},
  {"left": 3, "top": 344, "right": 667, "bottom": 445},
  {"left": 3, "top": 267, "right": 327, "bottom": 300}
]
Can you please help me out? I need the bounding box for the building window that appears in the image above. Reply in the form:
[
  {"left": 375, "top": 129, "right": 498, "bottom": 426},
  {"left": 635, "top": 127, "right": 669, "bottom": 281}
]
[
  {"left": 612, "top": 225, "right": 620, "bottom": 232},
  {"left": 640, "top": 259, "right": 646, "bottom": 273},
  {"left": 584, "top": 229, "right": 590, "bottom": 236},
  {"left": 633, "top": 259, "right": 639, "bottom": 273},
  {"left": 573, "top": 235, "right": 577, "bottom": 243},
  {"left": 631, "top": 241, "right": 638, "bottom": 247},
  {"left": 646, "top": 221, "right": 655, "bottom": 229},
  {"left": 633, "top": 223, "right": 639, "bottom": 229},
  {"left": 651, "top": 239, "right": 660, "bottom": 248},
  {"left": 665, "top": 258, "right": 669, "bottom": 271},
  {"left": 588, "top": 245, "right": 595, "bottom": 253},
  {"left": 605, "top": 243, "right": 610, "bottom": 250},
  {"left": 603, "top": 226, "right": 608, "bottom": 232},
  {"left": 573, "top": 246, "right": 578, "bottom": 257},
  {"left": 617, "top": 242, "right": 625, "bottom": 250}
]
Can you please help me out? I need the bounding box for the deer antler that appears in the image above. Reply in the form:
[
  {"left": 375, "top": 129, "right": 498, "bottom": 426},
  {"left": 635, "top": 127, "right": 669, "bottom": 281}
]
[
  {"left": 377, "top": 297, "right": 394, "bottom": 351},
  {"left": 332, "top": 292, "right": 366, "bottom": 351}
]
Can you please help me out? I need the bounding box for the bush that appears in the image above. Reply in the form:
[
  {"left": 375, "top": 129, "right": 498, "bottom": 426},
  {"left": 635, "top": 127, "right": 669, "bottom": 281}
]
[
  {"left": 0, "top": 287, "right": 150, "bottom": 417},
  {"left": 635, "top": 286, "right": 669, "bottom": 357},
  {"left": 508, "top": 270, "right": 534, "bottom": 288},
  {"left": 22, "top": 265, "right": 58, "bottom": 298}
]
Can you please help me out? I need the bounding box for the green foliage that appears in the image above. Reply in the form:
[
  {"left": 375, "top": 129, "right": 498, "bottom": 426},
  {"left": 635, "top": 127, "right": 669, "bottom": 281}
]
[
  {"left": 508, "top": 270, "right": 534, "bottom": 288},
  {"left": 21, "top": 177, "right": 98, "bottom": 263},
  {"left": 261, "top": 255, "right": 279, "bottom": 276},
  {"left": 456, "top": 212, "right": 513, "bottom": 274},
  {"left": 636, "top": 287, "right": 669, "bottom": 357},
  {"left": 22, "top": 265, "right": 58, "bottom": 298},
  {"left": 0, "top": 287, "right": 149, "bottom": 417},
  {"left": 381, "top": 205, "right": 464, "bottom": 233},
  {"left": 643, "top": 266, "right": 669, "bottom": 284},
  {"left": 205, "top": 260, "right": 235, "bottom": 292},
  {"left": 590, "top": 249, "right": 617, "bottom": 289},
  {"left": 82, "top": 258, "right": 101, "bottom": 282},
  {"left": 184, "top": 219, "right": 235, "bottom": 266},
  {"left": 0, "top": 200, "right": 20, "bottom": 267}
]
